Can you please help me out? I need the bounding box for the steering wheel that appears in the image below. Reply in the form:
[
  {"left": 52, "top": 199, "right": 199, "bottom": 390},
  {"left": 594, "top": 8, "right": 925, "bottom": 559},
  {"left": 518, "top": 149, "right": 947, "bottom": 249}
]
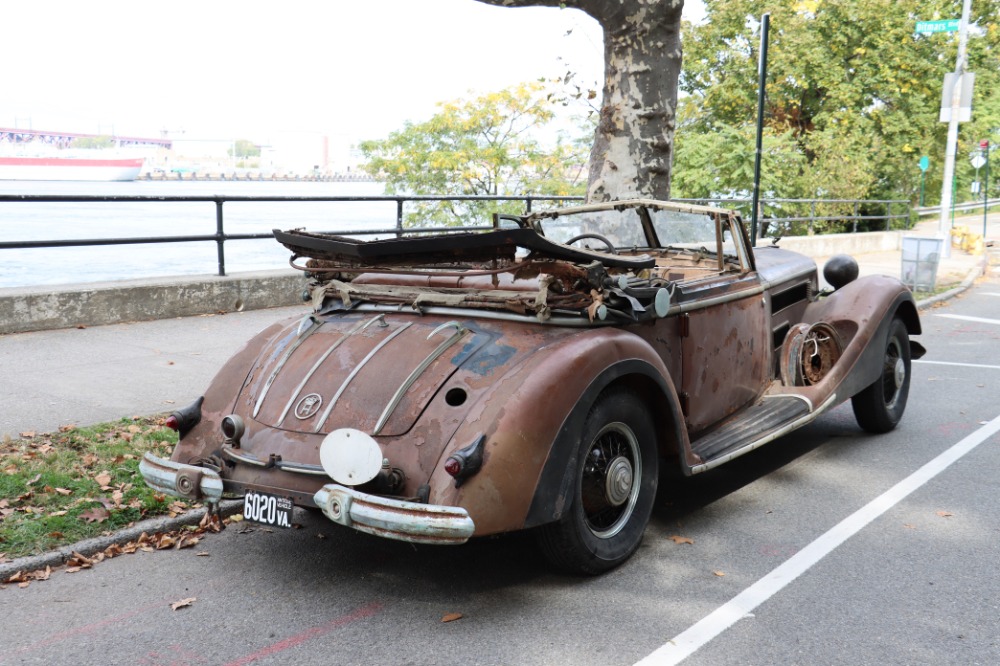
[{"left": 564, "top": 233, "right": 618, "bottom": 254}]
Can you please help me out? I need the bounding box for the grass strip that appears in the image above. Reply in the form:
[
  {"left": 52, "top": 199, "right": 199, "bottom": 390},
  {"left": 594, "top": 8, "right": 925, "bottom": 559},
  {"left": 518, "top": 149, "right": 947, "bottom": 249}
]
[{"left": 0, "top": 416, "right": 194, "bottom": 560}]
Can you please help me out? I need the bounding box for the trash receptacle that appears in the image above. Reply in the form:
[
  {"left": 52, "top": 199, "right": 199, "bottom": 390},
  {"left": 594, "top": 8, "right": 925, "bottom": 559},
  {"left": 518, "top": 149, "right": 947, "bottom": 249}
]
[{"left": 901, "top": 236, "right": 942, "bottom": 291}]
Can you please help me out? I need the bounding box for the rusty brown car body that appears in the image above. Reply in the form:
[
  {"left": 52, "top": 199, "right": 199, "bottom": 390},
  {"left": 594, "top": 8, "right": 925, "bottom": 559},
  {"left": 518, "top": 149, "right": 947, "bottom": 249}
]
[{"left": 141, "top": 200, "right": 924, "bottom": 574}]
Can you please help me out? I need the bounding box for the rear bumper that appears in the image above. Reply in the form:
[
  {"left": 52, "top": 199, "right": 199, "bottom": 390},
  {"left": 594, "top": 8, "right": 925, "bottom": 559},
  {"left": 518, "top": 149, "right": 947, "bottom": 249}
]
[
  {"left": 314, "top": 484, "right": 474, "bottom": 545},
  {"left": 139, "top": 453, "right": 474, "bottom": 545}
]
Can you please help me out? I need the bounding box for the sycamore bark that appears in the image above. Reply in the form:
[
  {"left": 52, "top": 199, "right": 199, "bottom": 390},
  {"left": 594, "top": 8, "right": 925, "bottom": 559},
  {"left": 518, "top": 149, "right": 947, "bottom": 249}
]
[{"left": 474, "top": 0, "right": 684, "bottom": 202}]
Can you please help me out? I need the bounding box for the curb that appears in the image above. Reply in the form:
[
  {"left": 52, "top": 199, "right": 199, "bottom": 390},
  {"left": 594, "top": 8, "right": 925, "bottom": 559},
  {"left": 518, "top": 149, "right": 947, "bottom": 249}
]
[
  {"left": 915, "top": 257, "right": 989, "bottom": 310},
  {"left": 0, "top": 500, "right": 243, "bottom": 581}
]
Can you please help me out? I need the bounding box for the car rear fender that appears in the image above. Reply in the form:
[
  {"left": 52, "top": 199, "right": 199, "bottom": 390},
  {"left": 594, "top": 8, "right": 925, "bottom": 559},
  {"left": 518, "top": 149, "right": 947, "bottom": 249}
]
[
  {"left": 171, "top": 316, "right": 295, "bottom": 464},
  {"left": 423, "top": 328, "right": 688, "bottom": 536}
]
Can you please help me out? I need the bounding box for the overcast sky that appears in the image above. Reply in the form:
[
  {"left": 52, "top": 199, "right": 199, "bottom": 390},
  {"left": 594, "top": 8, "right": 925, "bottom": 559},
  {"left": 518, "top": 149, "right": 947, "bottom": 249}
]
[{"left": 2, "top": 0, "right": 704, "bottom": 148}]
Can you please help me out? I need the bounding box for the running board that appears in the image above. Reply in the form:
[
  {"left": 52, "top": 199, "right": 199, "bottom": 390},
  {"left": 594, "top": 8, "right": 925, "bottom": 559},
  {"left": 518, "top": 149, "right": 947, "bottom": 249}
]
[{"left": 688, "top": 394, "right": 836, "bottom": 475}]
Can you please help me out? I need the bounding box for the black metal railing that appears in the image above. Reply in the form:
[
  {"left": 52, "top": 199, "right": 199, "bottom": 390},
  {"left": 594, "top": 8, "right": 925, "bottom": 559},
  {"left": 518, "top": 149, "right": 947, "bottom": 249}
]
[{"left": 0, "top": 194, "right": 911, "bottom": 278}]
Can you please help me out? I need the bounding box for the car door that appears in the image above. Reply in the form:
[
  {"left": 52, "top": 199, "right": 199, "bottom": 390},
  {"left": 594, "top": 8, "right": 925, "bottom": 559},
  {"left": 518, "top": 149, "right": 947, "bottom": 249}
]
[{"left": 647, "top": 207, "right": 770, "bottom": 434}]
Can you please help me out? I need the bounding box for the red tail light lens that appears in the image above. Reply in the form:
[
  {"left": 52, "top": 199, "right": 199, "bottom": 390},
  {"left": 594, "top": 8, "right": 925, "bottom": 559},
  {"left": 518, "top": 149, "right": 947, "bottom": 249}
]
[
  {"left": 444, "top": 457, "right": 462, "bottom": 477},
  {"left": 164, "top": 415, "right": 180, "bottom": 431}
]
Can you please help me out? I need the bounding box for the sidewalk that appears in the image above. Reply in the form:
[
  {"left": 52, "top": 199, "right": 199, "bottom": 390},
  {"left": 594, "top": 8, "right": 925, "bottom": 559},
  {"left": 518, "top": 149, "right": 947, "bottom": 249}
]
[{"left": 1, "top": 216, "right": 995, "bottom": 440}]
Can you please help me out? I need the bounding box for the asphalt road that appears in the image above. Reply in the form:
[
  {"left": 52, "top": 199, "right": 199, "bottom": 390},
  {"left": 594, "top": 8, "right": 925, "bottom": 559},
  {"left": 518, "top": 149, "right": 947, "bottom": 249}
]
[{"left": 2, "top": 271, "right": 999, "bottom": 666}]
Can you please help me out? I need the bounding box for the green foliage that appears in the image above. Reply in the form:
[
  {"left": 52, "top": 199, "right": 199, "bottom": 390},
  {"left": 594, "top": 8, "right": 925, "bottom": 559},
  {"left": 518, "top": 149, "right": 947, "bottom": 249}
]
[
  {"left": 360, "top": 82, "right": 589, "bottom": 226},
  {"left": 229, "top": 139, "right": 261, "bottom": 158},
  {"left": 71, "top": 135, "right": 115, "bottom": 149},
  {"left": 675, "top": 0, "right": 1000, "bottom": 219}
]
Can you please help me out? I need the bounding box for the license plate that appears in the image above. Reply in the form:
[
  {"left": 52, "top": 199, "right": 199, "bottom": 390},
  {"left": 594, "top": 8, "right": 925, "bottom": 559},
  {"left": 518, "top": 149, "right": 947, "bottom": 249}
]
[{"left": 243, "top": 490, "right": 293, "bottom": 528}]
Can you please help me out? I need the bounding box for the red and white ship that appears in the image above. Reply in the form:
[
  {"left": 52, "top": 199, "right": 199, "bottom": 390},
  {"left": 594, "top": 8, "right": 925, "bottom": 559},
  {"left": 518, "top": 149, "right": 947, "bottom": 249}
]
[{"left": 0, "top": 155, "right": 145, "bottom": 182}]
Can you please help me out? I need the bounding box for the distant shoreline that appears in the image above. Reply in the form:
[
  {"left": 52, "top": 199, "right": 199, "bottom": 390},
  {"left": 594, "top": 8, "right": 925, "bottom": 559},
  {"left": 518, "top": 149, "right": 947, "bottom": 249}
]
[{"left": 142, "top": 171, "right": 379, "bottom": 183}]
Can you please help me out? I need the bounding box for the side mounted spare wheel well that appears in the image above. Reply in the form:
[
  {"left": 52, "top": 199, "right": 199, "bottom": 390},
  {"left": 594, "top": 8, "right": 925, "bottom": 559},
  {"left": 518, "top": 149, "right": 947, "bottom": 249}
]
[{"left": 522, "top": 362, "right": 685, "bottom": 531}]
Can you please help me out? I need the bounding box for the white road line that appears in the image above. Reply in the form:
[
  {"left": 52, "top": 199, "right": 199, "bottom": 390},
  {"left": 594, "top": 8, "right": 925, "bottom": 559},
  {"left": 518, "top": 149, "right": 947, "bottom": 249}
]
[
  {"left": 635, "top": 414, "right": 1000, "bottom": 666},
  {"left": 915, "top": 359, "right": 1000, "bottom": 370},
  {"left": 935, "top": 314, "right": 1000, "bottom": 326},
  {"left": 983, "top": 293, "right": 1000, "bottom": 297}
]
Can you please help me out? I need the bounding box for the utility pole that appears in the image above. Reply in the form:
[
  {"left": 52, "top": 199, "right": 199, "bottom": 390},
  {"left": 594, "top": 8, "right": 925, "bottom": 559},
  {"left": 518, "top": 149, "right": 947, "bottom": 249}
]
[{"left": 938, "top": 0, "right": 974, "bottom": 259}]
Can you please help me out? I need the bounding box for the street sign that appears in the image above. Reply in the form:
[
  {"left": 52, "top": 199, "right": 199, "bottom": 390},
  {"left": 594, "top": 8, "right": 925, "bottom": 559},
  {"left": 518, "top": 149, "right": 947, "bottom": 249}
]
[
  {"left": 919, "top": 156, "right": 930, "bottom": 172},
  {"left": 916, "top": 19, "right": 959, "bottom": 34},
  {"left": 971, "top": 154, "right": 986, "bottom": 169}
]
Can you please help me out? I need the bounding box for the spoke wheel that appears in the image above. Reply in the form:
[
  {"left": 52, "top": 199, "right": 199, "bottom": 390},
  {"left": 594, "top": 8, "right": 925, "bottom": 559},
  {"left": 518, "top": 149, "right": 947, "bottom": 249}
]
[
  {"left": 537, "top": 389, "right": 658, "bottom": 575},
  {"left": 852, "top": 317, "right": 912, "bottom": 433}
]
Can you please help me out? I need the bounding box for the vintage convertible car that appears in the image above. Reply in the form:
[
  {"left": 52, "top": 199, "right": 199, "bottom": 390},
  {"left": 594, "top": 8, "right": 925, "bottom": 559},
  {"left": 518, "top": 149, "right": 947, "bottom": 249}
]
[{"left": 140, "top": 199, "right": 924, "bottom": 574}]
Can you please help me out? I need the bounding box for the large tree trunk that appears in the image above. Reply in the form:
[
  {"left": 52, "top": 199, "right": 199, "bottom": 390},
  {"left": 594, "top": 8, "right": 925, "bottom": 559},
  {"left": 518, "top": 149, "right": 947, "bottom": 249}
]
[{"left": 473, "top": 0, "right": 684, "bottom": 202}]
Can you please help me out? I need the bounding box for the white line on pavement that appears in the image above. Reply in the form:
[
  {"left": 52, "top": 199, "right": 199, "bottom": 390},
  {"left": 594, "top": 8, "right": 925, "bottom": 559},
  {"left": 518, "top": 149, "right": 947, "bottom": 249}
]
[
  {"left": 634, "top": 414, "right": 1000, "bottom": 666},
  {"left": 915, "top": 360, "right": 1000, "bottom": 370},
  {"left": 935, "top": 314, "right": 1000, "bottom": 326}
]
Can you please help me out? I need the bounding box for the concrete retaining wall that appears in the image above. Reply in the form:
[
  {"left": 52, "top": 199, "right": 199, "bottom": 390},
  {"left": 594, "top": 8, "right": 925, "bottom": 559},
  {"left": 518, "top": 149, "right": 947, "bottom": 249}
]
[
  {"left": 757, "top": 230, "right": 902, "bottom": 256},
  {"left": 0, "top": 270, "right": 306, "bottom": 335},
  {"left": 0, "top": 230, "right": 904, "bottom": 335}
]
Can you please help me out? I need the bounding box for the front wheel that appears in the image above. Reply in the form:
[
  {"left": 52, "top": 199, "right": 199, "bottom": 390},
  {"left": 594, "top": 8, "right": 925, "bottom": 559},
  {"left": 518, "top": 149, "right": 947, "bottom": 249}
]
[
  {"left": 536, "top": 389, "right": 658, "bottom": 575},
  {"left": 852, "top": 317, "right": 912, "bottom": 433}
]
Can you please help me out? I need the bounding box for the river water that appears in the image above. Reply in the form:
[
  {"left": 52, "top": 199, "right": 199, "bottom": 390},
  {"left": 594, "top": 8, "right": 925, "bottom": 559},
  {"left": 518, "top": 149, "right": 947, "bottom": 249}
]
[{"left": 0, "top": 180, "right": 391, "bottom": 289}]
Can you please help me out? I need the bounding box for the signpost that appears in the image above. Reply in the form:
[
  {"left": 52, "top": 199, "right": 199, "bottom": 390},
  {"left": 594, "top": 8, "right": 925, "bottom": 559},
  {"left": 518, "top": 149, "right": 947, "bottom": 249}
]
[
  {"left": 916, "top": 19, "right": 960, "bottom": 33},
  {"left": 981, "top": 139, "right": 990, "bottom": 242},
  {"left": 919, "top": 156, "right": 929, "bottom": 206}
]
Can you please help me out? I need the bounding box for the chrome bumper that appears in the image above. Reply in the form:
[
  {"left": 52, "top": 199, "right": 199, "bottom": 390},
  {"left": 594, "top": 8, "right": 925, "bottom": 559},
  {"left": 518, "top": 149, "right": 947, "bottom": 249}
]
[
  {"left": 140, "top": 453, "right": 475, "bottom": 545},
  {"left": 139, "top": 453, "right": 224, "bottom": 503},
  {"left": 314, "top": 484, "right": 475, "bottom": 545}
]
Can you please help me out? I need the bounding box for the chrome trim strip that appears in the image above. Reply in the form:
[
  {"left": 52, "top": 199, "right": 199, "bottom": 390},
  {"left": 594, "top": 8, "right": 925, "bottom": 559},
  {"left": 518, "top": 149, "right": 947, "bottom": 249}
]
[
  {"left": 314, "top": 483, "right": 475, "bottom": 544},
  {"left": 689, "top": 393, "right": 838, "bottom": 475},
  {"left": 372, "top": 321, "right": 467, "bottom": 435},
  {"left": 313, "top": 322, "right": 414, "bottom": 433},
  {"left": 275, "top": 315, "right": 386, "bottom": 426},
  {"left": 220, "top": 445, "right": 329, "bottom": 476},
  {"left": 253, "top": 315, "right": 323, "bottom": 418}
]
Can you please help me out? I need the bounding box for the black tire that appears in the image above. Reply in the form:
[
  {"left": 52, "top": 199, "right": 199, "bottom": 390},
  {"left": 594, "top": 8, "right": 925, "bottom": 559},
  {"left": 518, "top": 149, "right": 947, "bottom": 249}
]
[
  {"left": 536, "top": 389, "right": 658, "bottom": 575},
  {"left": 852, "top": 317, "right": 911, "bottom": 433}
]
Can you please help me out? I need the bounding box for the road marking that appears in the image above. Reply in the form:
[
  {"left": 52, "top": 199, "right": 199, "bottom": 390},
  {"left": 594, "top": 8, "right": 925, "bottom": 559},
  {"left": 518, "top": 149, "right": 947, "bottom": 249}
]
[
  {"left": 983, "top": 292, "right": 1000, "bottom": 296},
  {"left": 935, "top": 314, "right": 1000, "bottom": 326},
  {"left": 634, "top": 414, "right": 1000, "bottom": 666},
  {"left": 224, "top": 601, "right": 382, "bottom": 666},
  {"left": 915, "top": 359, "right": 1000, "bottom": 370}
]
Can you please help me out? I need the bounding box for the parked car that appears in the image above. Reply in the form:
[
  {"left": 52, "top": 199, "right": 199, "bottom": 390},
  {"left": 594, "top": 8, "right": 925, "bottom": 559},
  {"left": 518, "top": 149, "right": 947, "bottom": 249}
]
[{"left": 141, "top": 199, "right": 924, "bottom": 574}]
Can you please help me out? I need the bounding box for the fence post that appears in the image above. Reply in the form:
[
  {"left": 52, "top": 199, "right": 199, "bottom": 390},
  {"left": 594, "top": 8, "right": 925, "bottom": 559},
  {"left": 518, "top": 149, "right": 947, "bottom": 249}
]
[
  {"left": 525, "top": 196, "right": 533, "bottom": 214},
  {"left": 809, "top": 200, "right": 816, "bottom": 234},
  {"left": 396, "top": 199, "right": 404, "bottom": 238},
  {"left": 215, "top": 199, "right": 226, "bottom": 276},
  {"left": 852, "top": 201, "right": 859, "bottom": 233}
]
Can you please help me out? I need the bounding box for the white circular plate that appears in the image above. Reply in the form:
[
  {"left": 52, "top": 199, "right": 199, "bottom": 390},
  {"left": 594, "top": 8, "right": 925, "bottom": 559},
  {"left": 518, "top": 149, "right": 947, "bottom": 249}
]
[{"left": 319, "top": 428, "right": 383, "bottom": 486}]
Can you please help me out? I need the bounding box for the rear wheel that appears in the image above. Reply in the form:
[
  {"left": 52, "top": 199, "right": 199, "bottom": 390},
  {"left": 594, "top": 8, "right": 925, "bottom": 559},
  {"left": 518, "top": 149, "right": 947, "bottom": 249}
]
[
  {"left": 852, "top": 317, "right": 911, "bottom": 433},
  {"left": 537, "top": 389, "right": 658, "bottom": 575}
]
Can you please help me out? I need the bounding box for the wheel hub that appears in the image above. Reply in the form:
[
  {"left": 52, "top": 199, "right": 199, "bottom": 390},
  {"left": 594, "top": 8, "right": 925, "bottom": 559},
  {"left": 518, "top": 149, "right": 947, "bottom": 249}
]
[
  {"left": 893, "top": 357, "right": 905, "bottom": 389},
  {"left": 605, "top": 456, "right": 633, "bottom": 507}
]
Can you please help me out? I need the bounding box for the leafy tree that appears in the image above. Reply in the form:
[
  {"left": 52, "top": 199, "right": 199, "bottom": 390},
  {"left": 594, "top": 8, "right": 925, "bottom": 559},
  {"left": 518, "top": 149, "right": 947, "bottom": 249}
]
[
  {"left": 360, "top": 81, "right": 589, "bottom": 226},
  {"left": 677, "top": 0, "right": 1000, "bottom": 226},
  {"left": 228, "top": 139, "right": 261, "bottom": 158},
  {"left": 71, "top": 135, "right": 115, "bottom": 149},
  {"left": 473, "top": 0, "right": 685, "bottom": 202}
]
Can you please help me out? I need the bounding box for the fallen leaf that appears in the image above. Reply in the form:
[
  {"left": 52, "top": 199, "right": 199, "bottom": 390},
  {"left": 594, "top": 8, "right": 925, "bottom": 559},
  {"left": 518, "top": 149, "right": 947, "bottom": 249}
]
[
  {"left": 936, "top": 511, "right": 954, "bottom": 518},
  {"left": 19, "top": 431, "right": 36, "bottom": 439},
  {"left": 58, "top": 425, "right": 76, "bottom": 433},
  {"left": 712, "top": 571, "right": 726, "bottom": 577},
  {"left": 441, "top": 613, "right": 463, "bottom": 623},
  {"left": 171, "top": 597, "right": 197, "bottom": 611},
  {"left": 903, "top": 523, "right": 916, "bottom": 529},
  {"left": 669, "top": 535, "right": 695, "bottom": 545},
  {"left": 80, "top": 507, "right": 110, "bottom": 524},
  {"left": 196, "top": 552, "right": 211, "bottom": 557},
  {"left": 25, "top": 474, "right": 42, "bottom": 486},
  {"left": 55, "top": 487, "right": 72, "bottom": 496},
  {"left": 95, "top": 471, "right": 112, "bottom": 487}
]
